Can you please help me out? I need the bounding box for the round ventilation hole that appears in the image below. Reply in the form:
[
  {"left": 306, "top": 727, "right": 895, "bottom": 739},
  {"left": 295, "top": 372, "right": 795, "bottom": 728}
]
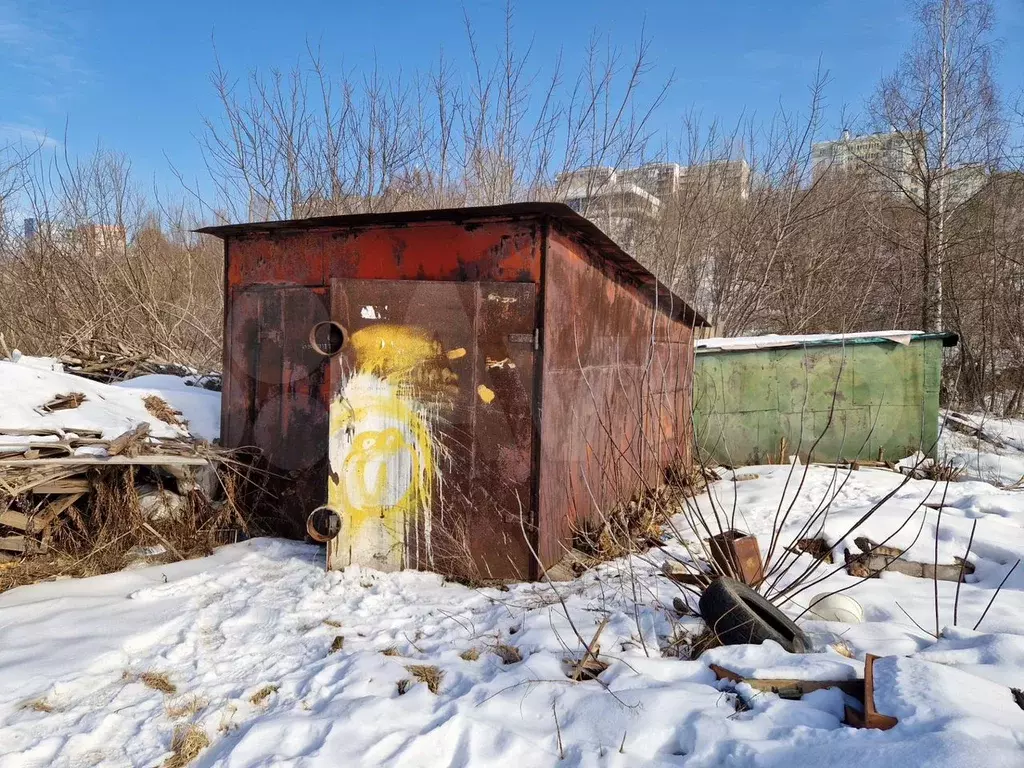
[
  {"left": 309, "top": 321, "right": 347, "bottom": 357},
  {"left": 306, "top": 505, "right": 343, "bottom": 542}
]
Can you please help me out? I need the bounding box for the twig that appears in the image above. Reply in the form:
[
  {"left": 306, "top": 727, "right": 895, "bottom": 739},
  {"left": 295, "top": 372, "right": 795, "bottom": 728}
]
[
  {"left": 552, "top": 701, "right": 564, "bottom": 760},
  {"left": 141, "top": 522, "right": 184, "bottom": 561},
  {"left": 573, "top": 616, "right": 609, "bottom": 681},
  {"left": 953, "top": 519, "right": 977, "bottom": 626},
  {"left": 895, "top": 600, "right": 935, "bottom": 638},
  {"left": 973, "top": 559, "right": 1021, "bottom": 631}
]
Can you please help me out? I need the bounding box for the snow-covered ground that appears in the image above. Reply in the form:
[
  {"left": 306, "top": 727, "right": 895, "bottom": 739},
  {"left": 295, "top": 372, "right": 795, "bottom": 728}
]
[
  {"left": 940, "top": 412, "right": 1024, "bottom": 488},
  {"left": 2, "top": 358, "right": 1023, "bottom": 766},
  {"left": 2, "top": 458, "right": 1024, "bottom": 766}
]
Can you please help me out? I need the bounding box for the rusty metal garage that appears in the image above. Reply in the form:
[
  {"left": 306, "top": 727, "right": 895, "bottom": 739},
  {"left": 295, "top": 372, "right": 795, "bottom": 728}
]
[{"left": 200, "top": 203, "right": 707, "bottom": 580}]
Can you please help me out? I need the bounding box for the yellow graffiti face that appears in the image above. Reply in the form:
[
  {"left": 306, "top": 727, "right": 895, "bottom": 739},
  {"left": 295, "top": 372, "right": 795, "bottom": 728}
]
[
  {"left": 329, "top": 374, "right": 434, "bottom": 527},
  {"left": 340, "top": 427, "right": 420, "bottom": 511}
]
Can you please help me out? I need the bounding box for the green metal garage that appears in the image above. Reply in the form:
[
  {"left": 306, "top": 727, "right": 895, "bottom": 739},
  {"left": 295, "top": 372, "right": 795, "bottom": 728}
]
[{"left": 692, "top": 331, "right": 958, "bottom": 465}]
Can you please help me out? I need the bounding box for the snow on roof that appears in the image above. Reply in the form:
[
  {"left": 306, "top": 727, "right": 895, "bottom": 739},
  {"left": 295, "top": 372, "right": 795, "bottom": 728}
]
[{"left": 696, "top": 329, "right": 955, "bottom": 353}]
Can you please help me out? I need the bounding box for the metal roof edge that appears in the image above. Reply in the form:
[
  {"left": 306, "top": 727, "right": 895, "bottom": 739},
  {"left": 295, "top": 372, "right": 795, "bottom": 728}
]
[
  {"left": 695, "top": 330, "right": 959, "bottom": 354},
  {"left": 197, "top": 201, "right": 710, "bottom": 328}
]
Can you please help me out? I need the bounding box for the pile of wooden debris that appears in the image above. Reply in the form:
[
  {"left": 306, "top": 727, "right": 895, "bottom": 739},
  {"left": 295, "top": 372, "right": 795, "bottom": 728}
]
[
  {"left": 0, "top": 365, "right": 253, "bottom": 590},
  {"left": 0, "top": 421, "right": 217, "bottom": 559}
]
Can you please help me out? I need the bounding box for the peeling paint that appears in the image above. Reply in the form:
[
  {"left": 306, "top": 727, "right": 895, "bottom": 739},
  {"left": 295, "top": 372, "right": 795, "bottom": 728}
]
[
  {"left": 486, "top": 357, "right": 516, "bottom": 369},
  {"left": 487, "top": 293, "right": 517, "bottom": 304},
  {"left": 446, "top": 347, "right": 467, "bottom": 361},
  {"left": 360, "top": 305, "right": 384, "bottom": 320}
]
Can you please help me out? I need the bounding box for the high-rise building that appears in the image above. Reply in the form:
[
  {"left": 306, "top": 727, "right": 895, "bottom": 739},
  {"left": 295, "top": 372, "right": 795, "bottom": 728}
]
[
  {"left": 75, "top": 223, "right": 127, "bottom": 256},
  {"left": 811, "top": 130, "right": 924, "bottom": 200},
  {"left": 944, "top": 165, "right": 988, "bottom": 208},
  {"left": 620, "top": 159, "right": 751, "bottom": 202},
  {"left": 556, "top": 167, "right": 661, "bottom": 252}
]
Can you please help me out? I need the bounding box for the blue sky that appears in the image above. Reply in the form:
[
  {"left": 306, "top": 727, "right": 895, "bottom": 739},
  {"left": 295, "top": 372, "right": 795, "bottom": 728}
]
[{"left": 2, "top": 0, "right": 1022, "bottom": 199}]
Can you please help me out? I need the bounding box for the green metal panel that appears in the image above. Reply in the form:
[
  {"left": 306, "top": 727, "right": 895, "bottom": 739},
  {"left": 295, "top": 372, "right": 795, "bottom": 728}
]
[
  {"left": 723, "top": 351, "right": 779, "bottom": 413},
  {"left": 693, "top": 338, "right": 945, "bottom": 465}
]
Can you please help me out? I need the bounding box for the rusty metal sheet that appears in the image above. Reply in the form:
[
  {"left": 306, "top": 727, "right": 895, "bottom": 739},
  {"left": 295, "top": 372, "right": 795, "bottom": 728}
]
[
  {"left": 225, "top": 218, "right": 543, "bottom": 294},
  {"left": 536, "top": 231, "right": 695, "bottom": 567},
  {"left": 325, "top": 279, "right": 537, "bottom": 580},
  {"left": 469, "top": 283, "right": 538, "bottom": 579},
  {"left": 222, "top": 285, "right": 331, "bottom": 537}
]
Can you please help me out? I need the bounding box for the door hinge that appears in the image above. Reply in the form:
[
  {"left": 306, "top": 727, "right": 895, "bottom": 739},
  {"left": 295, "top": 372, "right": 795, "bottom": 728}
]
[{"left": 534, "top": 328, "right": 540, "bottom": 351}]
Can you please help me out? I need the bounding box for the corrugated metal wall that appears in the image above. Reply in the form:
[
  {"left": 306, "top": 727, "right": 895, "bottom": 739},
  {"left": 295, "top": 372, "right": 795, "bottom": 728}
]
[{"left": 692, "top": 339, "right": 943, "bottom": 465}]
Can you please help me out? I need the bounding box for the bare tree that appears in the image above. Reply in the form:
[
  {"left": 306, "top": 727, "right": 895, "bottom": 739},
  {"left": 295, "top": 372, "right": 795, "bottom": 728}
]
[
  {"left": 197, "top": 6, "right": 667, "bottom": 223},
  {"left": 869, "top": 0, "right": 1002, "bottom": 331}
]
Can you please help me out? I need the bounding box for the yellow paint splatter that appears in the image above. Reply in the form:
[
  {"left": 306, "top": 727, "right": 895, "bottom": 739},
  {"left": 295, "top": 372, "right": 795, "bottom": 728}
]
[
  {"left": 329, "top": 378, "right": 433, "bottom": 534},
  {"left": 329, "top": 324, "right": 459, "bottom": 571},
  {"left": 349, "top": 324, "right": 440, "bottom": 380},
  {"left": 446, "top": 347, "right": 467, "bottom": 360},
  {"left": 477, "top": 385, "right": 496, "bottom": 404}
]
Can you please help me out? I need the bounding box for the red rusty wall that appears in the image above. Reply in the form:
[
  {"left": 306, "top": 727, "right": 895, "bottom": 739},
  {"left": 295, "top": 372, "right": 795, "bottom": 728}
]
[
  {"left": 222, "top": 217, "right": 543, "bottom": 545},
  {"left": 536, "top": 227, "right": 695, "bottom": 566},
  {"left": 222, "top": 285, "right": 332, "bottom": 537},
  {"left": 226, "top": 218, "right": 542, "bottom": 288}
]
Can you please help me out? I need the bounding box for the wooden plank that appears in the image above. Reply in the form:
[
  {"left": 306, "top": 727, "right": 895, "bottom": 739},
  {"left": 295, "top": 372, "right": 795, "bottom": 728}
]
[
  {"left": 0, "top": 508, "right": 30, "bottom": 531},
  {"left": 709, "top": 664, "right": 865, "bottom": 698},
  {"left": 863, "top": 654, "right": 899, "bottom": 730},
  {"left": 0, "top": 456, "right": 209, "bottom": 467},
  {"left": 0, "top": 427, "right": 66, "bottom": 437},
  {"left": 0, "top": 535, "right": 46, "bottom": 554},
  {"left": 32, "top": 492, "right": 85, "bottom": 534},
  {"left": 31, "top": 477, "right": 91, "bottom": 494},
  {"left": 660, "top": 561, "right": 711, "bottom": 585},
  {"left": 107, "top": 423, "right": 150, "bottom": 457}
]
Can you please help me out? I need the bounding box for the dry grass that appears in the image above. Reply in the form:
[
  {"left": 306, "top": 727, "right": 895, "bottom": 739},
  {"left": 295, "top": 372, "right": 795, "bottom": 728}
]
[
  {"left": 666, "top": 460, "right": 719, "bottom": 495},
  {"left": 396, "top": 679, "right": 411, "bottom": 696},
  {"left": 405, "top": 664, "right": 444, "bottom": 694},
  {"left": 662, "top": 624, "right": 722, "bottom": 660},
  {"left": 829, "top": 640, "right": 855, "bottom": 658},
  {"left": 459, "top": 648, "right": 480, "bottom": 661},
  {"left": 0, "top": 458, "right": 259, "bottom": 595},
  {"left": 21, "top": 697, "right": 53, "bottom": 713},
  {"left": 380, "top": 646, "right": 399, "bottom": 657},
  {"left": 925, "top": 460, "right": 966, "bottom": 483},
  {"left": 492, "top": 643, "right": 522, "bottom": 665},
  {"left": 141, "top": 672, "right": 177, "bottom": 695},
  {"left": 144, "top": 395, "right": 184, "bottom": 427},
  {"left": 328, "top": 635, "right": 345, "bottom": 654},
  {"left": 163, "top": 724, "right": 210, "bottom": 768},
  {"left": 249, "top": 684, "right": 279, "bottom": 706},
  {"left": 322, "top": 618, "right": 342, "bottom": 628},
  {"left": 165, "top": 695, "right": 208, "bottom": 719},
  {"left": 572, "top": 484, "right": 681, "bottom": 562}
]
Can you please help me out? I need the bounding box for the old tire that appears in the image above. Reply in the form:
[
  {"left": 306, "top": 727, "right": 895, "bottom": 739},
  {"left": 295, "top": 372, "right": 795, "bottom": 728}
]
[{"left": 698, "top": 577, "right": 810, "bottom": 653}]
